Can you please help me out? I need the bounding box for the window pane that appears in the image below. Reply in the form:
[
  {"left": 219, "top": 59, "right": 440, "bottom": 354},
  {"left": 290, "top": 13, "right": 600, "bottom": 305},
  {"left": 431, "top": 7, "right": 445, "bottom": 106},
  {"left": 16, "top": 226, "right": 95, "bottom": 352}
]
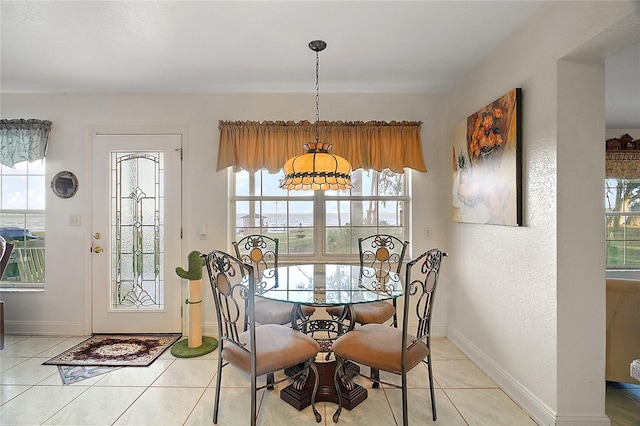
[
  {"left": 28, "top": 175, "right": 46, "bottom": 209},
  {"left": 287, "top": 227, "right": 313, "bottom": 254},
  {"left": 359, "top": 170, "right": 375, "bottom": 196},
  {"left": 288, "top": 201, "right": 313, "bottom": 227},
  {"left": 232, "top": 168, "right": 407, "bottom": 261},
  {"left": 360, "top": 200, "right": 378, "bottom": 226},
  {"left": 326, "top": 200, "right": 351, "bottom": 226},
  {"left": 264, "top": 201, "right": 286, "bottom": 230},
  {"left": 326, "top": 227, "right": 354, "bottom": 254},
  {"left": 378, "top": 170, "right": 405, "bottom": 196},
  {"left": 25, "top": 213, "right": 45, "bottom": 238},
  {"left": 0, "top": 160, "right": 46, "bottom": 285},
  {"left": 235, "top": 171, "right": 250, "bottom": 196},
  {"left": 2, "top": 176, "right": 27, "bottom": 209},
  {"left": 253, "top": 171, "right": 263, "bottom": 196},
  {"left": 379, "top": 201, "right": 403, "bottom": 226},
  {"left": 262, "top": 172, "right": 284, "bottom": 196},
  {"left": 606, "top": 178, "right": 640, "bottom": 267}
]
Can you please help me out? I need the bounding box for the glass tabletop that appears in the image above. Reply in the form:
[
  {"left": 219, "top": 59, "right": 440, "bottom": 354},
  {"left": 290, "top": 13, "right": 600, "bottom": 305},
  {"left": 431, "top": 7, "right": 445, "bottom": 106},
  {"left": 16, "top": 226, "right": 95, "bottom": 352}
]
[{"left": 257, "top": 263, "right": 403, "bottom": 306}]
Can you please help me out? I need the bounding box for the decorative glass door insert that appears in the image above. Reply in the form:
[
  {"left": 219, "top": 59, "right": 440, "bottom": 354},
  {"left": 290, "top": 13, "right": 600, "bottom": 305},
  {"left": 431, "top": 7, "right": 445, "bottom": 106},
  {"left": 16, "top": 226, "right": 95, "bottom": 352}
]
[{"left": 111, "top": 151, "right": 165, "bottom": 310}]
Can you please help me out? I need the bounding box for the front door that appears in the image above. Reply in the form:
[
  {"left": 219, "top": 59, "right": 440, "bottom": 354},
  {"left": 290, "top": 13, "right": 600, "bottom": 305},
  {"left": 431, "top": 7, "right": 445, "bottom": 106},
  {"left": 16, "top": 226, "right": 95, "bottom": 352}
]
[{"left": 91, "top": 133, "right": 182, "bottom": 333}]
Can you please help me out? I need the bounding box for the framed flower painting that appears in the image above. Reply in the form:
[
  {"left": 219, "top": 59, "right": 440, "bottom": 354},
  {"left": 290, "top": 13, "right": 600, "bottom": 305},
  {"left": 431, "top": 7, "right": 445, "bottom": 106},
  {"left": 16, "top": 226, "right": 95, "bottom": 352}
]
[{"left": 452, "top": 88, "right": 522, "bottom": 226}]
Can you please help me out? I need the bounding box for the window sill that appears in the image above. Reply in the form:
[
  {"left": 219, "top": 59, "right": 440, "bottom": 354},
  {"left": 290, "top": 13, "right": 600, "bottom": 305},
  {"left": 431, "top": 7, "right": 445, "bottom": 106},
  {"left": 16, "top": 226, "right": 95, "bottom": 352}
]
[
  {"left": 0, "top": 285, "right": 45, "bottom": 293},
  {"left": 606, "top": 269, "right": 640, "bottom": 280}
]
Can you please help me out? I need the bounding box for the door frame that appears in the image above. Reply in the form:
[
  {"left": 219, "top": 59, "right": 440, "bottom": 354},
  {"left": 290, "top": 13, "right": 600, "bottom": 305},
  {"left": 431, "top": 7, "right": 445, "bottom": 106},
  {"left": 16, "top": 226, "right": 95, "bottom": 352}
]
[{"left": 85, "top": 126, "right": 189, "bottom": 334}]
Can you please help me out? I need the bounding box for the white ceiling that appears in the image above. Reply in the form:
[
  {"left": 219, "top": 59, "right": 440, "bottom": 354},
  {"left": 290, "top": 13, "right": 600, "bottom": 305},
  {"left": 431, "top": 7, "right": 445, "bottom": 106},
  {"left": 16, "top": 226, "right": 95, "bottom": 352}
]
[{"left": 1, "top": 1, "right": 638, "bottom": 127}]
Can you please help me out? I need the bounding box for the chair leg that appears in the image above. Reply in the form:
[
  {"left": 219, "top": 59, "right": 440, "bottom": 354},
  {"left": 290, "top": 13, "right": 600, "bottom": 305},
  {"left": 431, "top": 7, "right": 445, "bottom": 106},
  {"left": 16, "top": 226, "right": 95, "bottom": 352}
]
[
  {"left": 251, "top": 374, "right": 257, "bottom": 426},
  {"left": 332, "top": 357, "right": 345, "bottom": 423},
  {"left": 309, "top": 360, "right": 322, "bottom": 423},
  {"left": 392, "top": 299, "right": 398, "bottom": 328},
  {"left": 213, "top": 357, "right": 223, "bottom": 424},
  {"left": 267, "top": 372, "right": 275, "bottom": 390},
  {"left": 402, "top": 369, "right": 409, "bottom": 426},
  {"left": 427, "top": 353, "right": 437, "bottom": 421},
  {"left": 370, "top": 367, "right": 381, "bottom": 388}
]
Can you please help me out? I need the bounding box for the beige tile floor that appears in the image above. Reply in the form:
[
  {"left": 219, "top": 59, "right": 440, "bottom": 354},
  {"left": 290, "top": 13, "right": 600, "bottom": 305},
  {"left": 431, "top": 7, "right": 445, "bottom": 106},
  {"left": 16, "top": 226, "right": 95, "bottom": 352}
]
[{"left": 0, "top": 335, "right": 636, "bottom": 425}]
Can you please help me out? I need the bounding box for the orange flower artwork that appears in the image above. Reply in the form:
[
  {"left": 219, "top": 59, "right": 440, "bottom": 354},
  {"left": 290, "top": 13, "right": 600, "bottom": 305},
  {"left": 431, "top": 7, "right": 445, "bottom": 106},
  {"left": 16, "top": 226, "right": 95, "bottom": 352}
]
[{"left": 452, "top": 88, "right": 522, "bottom": 226}]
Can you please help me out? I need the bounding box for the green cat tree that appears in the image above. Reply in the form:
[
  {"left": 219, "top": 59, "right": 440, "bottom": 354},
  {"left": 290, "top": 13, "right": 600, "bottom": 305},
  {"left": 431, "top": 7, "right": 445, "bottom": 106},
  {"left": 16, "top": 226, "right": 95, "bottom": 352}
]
[{"left": 171, "top": 250, "right": 217, "bottom": 358}]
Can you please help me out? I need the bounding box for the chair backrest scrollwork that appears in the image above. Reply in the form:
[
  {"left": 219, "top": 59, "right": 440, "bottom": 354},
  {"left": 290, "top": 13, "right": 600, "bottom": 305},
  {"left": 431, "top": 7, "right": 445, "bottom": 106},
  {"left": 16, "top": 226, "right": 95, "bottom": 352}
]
[
  {"left": 403, "top": 249, "right": 447, "bottom": 350},
  {"left": 203, "top": 250, "right": 254, "bottom": 350},
  {"left": 359, "top": 234, "right": 409, "bottom": 277},
  {"left": 232, "top": 234, "right": 278, "bottom": 287}
]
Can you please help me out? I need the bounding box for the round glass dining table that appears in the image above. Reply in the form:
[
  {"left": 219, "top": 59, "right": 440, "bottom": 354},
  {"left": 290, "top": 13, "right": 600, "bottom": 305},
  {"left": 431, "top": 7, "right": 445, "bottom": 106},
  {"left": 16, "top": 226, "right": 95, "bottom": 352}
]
[
  {"left": 256, "top": 263, "right": 404, "bottom": 411},
  {"left": 258, "top": 263, "right": 403, "bottom": 307}
]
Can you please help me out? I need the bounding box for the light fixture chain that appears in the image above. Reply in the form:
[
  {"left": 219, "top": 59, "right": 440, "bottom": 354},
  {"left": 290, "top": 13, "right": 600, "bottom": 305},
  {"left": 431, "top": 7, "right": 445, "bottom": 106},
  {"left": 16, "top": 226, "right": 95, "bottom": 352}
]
[
  {"left": 279, "top": 40, "right": 352, "bottom": 191},
  {"left": 315, "top": 49, "right": 320, "bottom": 143}
]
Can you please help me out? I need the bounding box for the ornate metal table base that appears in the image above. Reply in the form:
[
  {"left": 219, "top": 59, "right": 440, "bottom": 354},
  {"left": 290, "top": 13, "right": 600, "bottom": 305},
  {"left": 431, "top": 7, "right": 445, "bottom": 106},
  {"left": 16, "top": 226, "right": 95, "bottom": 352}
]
[{"left": 281, "top": 361, "right": 367, "bottom": 410}]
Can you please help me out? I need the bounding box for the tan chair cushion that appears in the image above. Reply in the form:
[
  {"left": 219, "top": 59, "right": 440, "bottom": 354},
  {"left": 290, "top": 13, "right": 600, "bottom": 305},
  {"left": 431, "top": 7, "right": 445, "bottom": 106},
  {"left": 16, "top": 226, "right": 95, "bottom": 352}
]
[
  {"left": 326, "top": 301, "right": 395, "bottom": 324},
  {"left": 222, "top": 324, "right": 320, "bottom": 376},
  {"left": 254, "top": 299, "right": 315, "bottom": 325},
  {"left": 332, "top": 323, "right": 428, "bottom": 373}
]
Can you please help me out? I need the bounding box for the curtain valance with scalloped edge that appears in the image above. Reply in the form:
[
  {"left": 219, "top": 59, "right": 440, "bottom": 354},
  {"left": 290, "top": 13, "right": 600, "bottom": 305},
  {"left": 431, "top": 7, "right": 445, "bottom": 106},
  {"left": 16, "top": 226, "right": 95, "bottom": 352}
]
[
  {"left": 0, "top": 119, "right": 52, "bottom": 168},
  {"left": 217, "top": 120, "right": 426, "bottom": 174},
  {"left": 606, "top": 152, "right": 640, "bottom": 178}
]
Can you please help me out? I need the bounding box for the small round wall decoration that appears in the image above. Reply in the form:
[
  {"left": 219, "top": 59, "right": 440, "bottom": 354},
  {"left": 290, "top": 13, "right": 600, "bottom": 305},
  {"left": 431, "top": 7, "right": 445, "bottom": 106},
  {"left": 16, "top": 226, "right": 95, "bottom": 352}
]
[{"left": 51, "top": 171, "right": 79, "bottom": 199}]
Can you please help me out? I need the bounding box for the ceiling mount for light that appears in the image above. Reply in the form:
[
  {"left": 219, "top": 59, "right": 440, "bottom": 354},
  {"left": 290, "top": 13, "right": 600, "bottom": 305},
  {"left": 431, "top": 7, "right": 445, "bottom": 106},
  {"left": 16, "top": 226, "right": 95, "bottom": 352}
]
[
  {"left": 308, "top": 39, "right": 327, "bottom": 52},
  {"left": 279, "top": 40, "right": 353, "bottom": 191}
]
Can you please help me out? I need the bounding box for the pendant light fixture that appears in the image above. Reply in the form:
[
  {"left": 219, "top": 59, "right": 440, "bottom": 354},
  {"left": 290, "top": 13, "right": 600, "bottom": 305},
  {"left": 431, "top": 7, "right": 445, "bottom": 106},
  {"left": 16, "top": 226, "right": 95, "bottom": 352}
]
[{"left": 279, "top": 40, "right": 353, "bottom": 191}]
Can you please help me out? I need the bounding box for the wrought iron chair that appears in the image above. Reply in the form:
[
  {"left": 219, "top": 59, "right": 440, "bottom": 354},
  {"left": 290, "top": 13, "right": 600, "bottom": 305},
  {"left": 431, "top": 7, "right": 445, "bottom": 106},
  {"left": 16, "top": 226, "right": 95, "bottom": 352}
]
[
  {"left": 331, "top": 248, "right": 447, "bottom": 424},
  {"left": 203, "top": 249, "right": 322, "bottom": 425},
  {"left": 327, "top": 234, "right": 409, "bottom": 327},
  {"left": 0, "top": 237, "right": 14, "bottom": 350},
  {"left": 233, "top": 234, "right": 314, "bottom": 331},
  {"left": 0, "top": 237, "right": 13, "bottom": 280}
]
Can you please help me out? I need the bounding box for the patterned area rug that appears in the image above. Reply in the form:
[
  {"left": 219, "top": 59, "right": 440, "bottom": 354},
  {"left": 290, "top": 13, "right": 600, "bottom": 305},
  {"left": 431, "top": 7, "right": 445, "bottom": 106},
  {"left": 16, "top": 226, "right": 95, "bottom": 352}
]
[{"left": 43, "top": 334, "right": 181, "bottom": 367}]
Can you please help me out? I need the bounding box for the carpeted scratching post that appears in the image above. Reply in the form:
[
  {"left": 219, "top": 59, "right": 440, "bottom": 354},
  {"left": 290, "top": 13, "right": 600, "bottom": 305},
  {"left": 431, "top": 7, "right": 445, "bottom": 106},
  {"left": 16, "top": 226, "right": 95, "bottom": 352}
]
[{"left": 172, "top": 250, "right": 217, "bottom": 358}]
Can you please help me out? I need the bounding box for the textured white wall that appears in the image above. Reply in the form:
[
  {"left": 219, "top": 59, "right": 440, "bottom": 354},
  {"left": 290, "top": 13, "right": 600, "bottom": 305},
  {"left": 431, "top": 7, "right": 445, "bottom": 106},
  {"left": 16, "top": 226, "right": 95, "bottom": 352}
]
[
  {"left": 0, "top": 92, "right": 450, "bottom": 335},
  {"left": 445, "top": 2, "right": 638, "bottom": 425},
  {"left": 2, "top": 2, "right": 639, "bottom": 424}
]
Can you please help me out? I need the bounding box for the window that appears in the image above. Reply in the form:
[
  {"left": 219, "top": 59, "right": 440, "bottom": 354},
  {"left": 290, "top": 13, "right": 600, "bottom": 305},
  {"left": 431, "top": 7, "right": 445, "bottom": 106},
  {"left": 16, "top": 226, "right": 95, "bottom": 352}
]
[
  {"left": 0, "top": 159, "right": 46, "bottom": 286},
  {"left": 606, "top": 178, "right": 640, "bottom": 268},
  {"left": 233, "top": 168, "right": 408, "bottom": 261}
]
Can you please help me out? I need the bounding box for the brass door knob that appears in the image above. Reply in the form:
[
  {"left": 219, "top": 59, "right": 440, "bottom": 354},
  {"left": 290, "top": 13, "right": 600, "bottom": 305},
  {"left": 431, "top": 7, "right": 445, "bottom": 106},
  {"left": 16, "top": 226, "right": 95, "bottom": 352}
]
[{"left": 93, "top": 246, "right": 104, "bottom": 253}]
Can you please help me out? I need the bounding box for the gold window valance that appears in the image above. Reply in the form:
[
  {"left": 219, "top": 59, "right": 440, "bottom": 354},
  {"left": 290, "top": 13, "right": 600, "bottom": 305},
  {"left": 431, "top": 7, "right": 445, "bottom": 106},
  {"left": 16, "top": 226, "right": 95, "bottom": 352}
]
[
  {"left": 217, "top": 120, "right": 426, "bottom": 174},
  {"left": 606, "top": 152, "right": 640, "bottom": 178}
]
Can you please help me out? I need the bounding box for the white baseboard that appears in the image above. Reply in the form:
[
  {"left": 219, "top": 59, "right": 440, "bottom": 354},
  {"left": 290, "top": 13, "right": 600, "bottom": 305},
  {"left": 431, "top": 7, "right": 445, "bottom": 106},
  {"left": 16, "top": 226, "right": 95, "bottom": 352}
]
[
  {"left": 554, "top": 415, "right": 611, "bottom": 426},
  {"left": 447, "top": 328, "right": 555, "bottom": 426},
  {"left": 447, "top": 329, "right": 611, "bottom": 426},
  {"left": 4, "top": 320, "right": 86, "bottom": 336}
]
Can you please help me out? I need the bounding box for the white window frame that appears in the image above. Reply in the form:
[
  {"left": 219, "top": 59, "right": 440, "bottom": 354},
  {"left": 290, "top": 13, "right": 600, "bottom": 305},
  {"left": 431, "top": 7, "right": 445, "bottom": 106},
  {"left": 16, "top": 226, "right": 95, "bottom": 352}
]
[
  {"left": 1, "top": 159, "right": 46, "bottom": 289},
  {"left": 230, "top": 168, "right": 410, "bottom": 263},
  {"left": 606, "top": 177, "right": 640, "bottom": 269}
]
